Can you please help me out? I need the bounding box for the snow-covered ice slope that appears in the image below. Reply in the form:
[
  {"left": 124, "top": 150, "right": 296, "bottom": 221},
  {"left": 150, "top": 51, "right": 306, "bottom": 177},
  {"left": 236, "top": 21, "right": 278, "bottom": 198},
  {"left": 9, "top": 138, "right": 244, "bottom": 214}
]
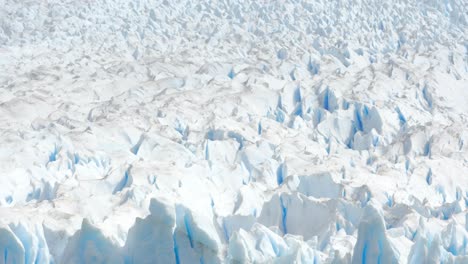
[{"left": 0, "top": 0, "right": 467, "bottom": 263}]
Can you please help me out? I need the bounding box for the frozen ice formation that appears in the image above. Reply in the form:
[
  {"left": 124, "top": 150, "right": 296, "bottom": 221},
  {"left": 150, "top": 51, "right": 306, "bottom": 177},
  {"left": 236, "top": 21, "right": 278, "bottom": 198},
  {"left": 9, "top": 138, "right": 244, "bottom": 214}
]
[{"left": 0, "top": 0, "right": 467, "bottom": 263}]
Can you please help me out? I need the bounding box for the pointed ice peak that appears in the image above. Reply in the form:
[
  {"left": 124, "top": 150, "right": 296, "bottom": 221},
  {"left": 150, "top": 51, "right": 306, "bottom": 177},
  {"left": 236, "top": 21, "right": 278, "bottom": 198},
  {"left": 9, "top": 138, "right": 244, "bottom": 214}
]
[{"left": 352, "top": 202, "right": 398, "bottom": 264}]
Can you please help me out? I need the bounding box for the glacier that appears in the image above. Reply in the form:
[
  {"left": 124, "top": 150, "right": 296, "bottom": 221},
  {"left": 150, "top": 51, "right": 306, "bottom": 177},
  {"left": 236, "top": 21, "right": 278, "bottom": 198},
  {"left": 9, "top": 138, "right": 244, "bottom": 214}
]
[{"left": 0, "top": 0, "right": 467, "bottom": 263}]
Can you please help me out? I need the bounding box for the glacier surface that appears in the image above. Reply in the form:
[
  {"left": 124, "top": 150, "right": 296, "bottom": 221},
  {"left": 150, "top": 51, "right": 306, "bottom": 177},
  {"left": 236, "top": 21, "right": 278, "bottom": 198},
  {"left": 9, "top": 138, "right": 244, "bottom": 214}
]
[{"left": 0, "top": 0, "right": 467, "bottom": 263}]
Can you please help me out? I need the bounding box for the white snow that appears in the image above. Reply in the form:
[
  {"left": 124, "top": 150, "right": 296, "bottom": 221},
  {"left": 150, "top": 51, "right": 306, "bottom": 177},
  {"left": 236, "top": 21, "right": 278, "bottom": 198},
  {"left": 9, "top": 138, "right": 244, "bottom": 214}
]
[{"left": 0, "top": 0, "right": 467, "bottom": 263}]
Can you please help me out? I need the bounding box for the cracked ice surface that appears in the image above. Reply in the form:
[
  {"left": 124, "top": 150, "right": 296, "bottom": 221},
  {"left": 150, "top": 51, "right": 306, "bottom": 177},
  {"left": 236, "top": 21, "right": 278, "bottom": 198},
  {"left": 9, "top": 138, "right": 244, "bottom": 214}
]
[{"left": 0, "top": 0, "right": 468, "bottom": 263}]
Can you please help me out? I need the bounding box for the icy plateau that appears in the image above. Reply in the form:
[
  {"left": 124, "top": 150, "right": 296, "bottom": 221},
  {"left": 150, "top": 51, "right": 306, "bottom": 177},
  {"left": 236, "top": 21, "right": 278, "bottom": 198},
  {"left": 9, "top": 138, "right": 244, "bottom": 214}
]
[{"left": 0, "top": 0, "right": 468, "bottom": 263}]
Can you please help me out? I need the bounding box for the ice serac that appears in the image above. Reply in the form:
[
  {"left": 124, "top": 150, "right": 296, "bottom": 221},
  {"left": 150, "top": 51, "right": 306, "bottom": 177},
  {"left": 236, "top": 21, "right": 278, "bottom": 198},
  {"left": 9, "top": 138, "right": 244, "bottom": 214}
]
[
  {"left": 0, "top": 225, "right": 25, "bottom": 264},
  {"left": 61, "top": 220, "right": 123, "bottom": 264},
  {"left": 258, "top": 192, "right": 337, "bottom": 244},
  {"left": 56, "top": 197, "right": 223, "bottom": 264},
  {"left": 320, "top": 88, "right": 338, "bottom": 113},
  {"left": 173, "top": 204, "right": 222, "bottom": 263},
  {"left": 352, "top": 203, "right": 398, "bottom": 264},
  {"left": 294, "top": 172, "right": 343, "bottom": 199},
  {"left": 8, "top": 223, "right": 51, "bottom": 264},
  {"left": 227, "top": 223, "right": 320, "bottom": 263},
  {"left": 124, "top": 198, "right": 177, "bottom": 264},
  {"left": 406, "top": 220, "right": 468, "bottom": 263}
]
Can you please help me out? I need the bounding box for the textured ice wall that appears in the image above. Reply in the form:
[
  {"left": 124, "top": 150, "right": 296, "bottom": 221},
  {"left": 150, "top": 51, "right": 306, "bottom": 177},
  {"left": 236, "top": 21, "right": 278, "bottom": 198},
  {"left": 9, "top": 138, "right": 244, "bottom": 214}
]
[{"left": 0, "top": 0, "right": 467, "bottom": 263}]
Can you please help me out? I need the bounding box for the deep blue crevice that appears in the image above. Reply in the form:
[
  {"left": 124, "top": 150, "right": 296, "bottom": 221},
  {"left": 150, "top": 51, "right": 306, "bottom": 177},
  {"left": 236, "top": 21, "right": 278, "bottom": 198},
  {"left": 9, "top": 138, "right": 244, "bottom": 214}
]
[
  {"left": 130, "top": 135, "right": 145, "bottom": 155},
  {"left": 290, "top": 69, "right": 296, "bottom": 81},
  {"left": 396, "top": 107, "right": 406, "bottom": 125},
  {"left": 363, "top": 105, "right": 369, "bottom": 116},
  {"left": 355, "top": 107, "right": 364, "bottom": 132},
  {"left": 113, "top": 168, "right": 132, "bottom": 194},
  {"left": 411, "top": 230, "right": 418, "bottom": 241},
  {"left": 362, "top": 242, "right": 368, "bottom": 264},
  {"left": 315, "top": 109, "right": 323, "bottom": 126},
  {"left": 422, "top": 86, "right": 433, "bottom": 108},
  {"left": 293, "top": 86, "right": 302, "bottom": 104},
  {"left": 424, "top": 141, "right": 431, "bottom": 156},
  {"left": 275, "top": 109, "right": 285, "bottom": 123},
  {"left": 426, "top": 169, "right": 432, "bottom": 185},
  {"left": 279, "top": 196, "right": 288, "bottom": 234},
  {"left": 228, "top": 68, "right": 235, "bottom": 79},
  {"left": 386, "top": 194, "right": 394, "bottom": 207},
  {"left": 343, "top": 100, "right": 350, "bottom": 110},
  {"left": 317, "top": 109, "right": 322, "bottom": 123},
  {"left": 448, "top": 243, "right": 458, "bottom": 256},
  {"left": 293, "top": 105, "right": 303, "bottom": 117},
  {"left": 277, "top": 95, "right": 283, "bottom": 110},
  {"left": 441, "top": 211, "right": 449, "bottom": 220},
  {"left": 222, "top": 219, "right": 229, "bottom": 242},
  {"left": 258, "top": 122, "right": 262, "bottom": 135},
  {"left": 323, "top": 88, "right": 330, "bottom": 111},
  {"left": 184, "top": 214, "right": 194, "bottom": 248},
  {"left": 307, "top": 58, "right": 319, "bottom": 75},
  {"left": 74, "top": 153, "right": 80, "bottom": 164},
  {"left": 456, "top": 188, "right": 462, "bottom": 201},
  {"left": 49, "top": 145, "right": 59, "bottom": 162},
  {"left": 172, "top": 232, "right": 180, "bottom": 264},
  {"left": 277, "top": 163, "right": 285, "bottom": 185}
]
